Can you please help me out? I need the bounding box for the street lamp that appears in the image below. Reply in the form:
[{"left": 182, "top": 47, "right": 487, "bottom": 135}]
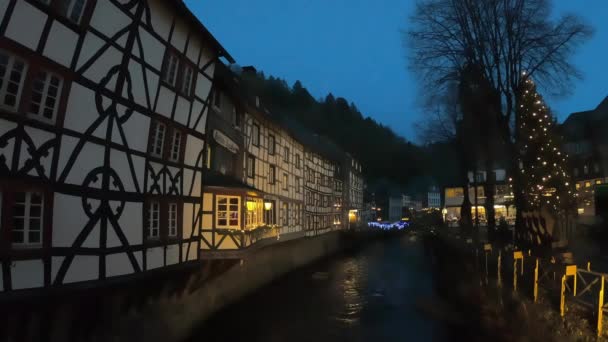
[{"left": 264, "top": 200, "right": 273, "bottom": 211}]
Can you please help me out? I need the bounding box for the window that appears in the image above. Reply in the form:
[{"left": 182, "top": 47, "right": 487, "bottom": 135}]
[
  {"left": 0, "top": 52, "right": 27, "bottom": 111},
  {"left": 585, "top": 181, "right": 591, "bottom": 188},
  {"left": 596, "top": 180, "right": 602, "bottom": 185},
  {"left": 168, "top": 203, "right": 177, "bottom": 237},
  {"left": 12, "top": 192, "right": 44, "bottom": 246},
  {"left": 181, "top": 64, "right": 194, "bottom": 96},
  {"left": 28, "top": 70, "right": 63, "bottom": 123},
  {"left": 269, "top": 165, "right": 276, "bottom": 184},
  {"left": 284, "top": 147, "right": 289, "bottom": 163},
  {"left": 296, "top": 154, "right": 301, "bottom": 169},
  {"left": 268, "top": 134, "right": 275, "bottom": 155},
  {"left": 169, "top": 129, "right": 182, "bottom": 162},
  {"left": 282, "top": 202, "right": 288, "bottom": 226},
  {"left": 252, "top": 123, "right": 260, "bottom": 146},
  {"left": 60, "top": 0, "right": 88, "bottom": 24},
  {"left": 232, "top": 106, "right": 240, "bottom": 128},
  {"left": 216, "top": 196, "right": 240, "bottom": 229},
  {"left": 247, "top": 154, "right": 255, "bottom": 178},
  {"left": 584, "top": 165, "right": 589, "bottom": 175},
  {"left": 296, "top": 177, "right": 301, "bottom": 193},
  {"left": 163, "top": 51, "right": 179, "bottom": 87},
  {"left": 283, "top": 173, "right": 288, "bottom": 190},
  {"left": 594, "top": 163, "right": 600, "bottom": 173},
  {"left": 150, "top": 121, "right": 166, "bottom": 157},
  {"left": 264, "top": 199, "right": 276, "bottom": 225},
  {"left": 146, "top": 201, "right": 160, "bottom": 239},
  {"left": 245, "top": 197, "right": 264, "bottom": 229}
]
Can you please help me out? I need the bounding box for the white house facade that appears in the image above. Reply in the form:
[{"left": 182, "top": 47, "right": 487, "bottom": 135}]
[{"left": 0, "top": 0, "right": 232, "bottom": 293}]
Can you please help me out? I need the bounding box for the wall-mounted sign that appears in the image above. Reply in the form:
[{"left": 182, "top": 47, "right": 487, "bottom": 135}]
[{"left": 213, "top": 130, "right": 239, "bottom": 154}]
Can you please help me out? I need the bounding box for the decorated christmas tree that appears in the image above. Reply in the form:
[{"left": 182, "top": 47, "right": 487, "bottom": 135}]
[{"left": 515, "top": 75, "right": 575, "bottom": 215}]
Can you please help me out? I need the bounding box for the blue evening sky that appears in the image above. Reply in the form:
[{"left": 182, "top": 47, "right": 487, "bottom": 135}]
[{"left": 185, "top": 0, "right": 608, "bottom": 142}]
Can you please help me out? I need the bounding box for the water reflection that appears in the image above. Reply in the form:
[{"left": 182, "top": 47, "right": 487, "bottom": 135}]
[{"left": 188, "top": 236, "right": 443, "bottom": 342}]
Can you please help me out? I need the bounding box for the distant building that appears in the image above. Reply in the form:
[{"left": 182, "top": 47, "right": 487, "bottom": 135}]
[
  {"left": 561, "top": 96, "right": 608, "bottom": 220},
  {"left": 425, "top": 186, "right": 441, "bottom": 209},
  {"left": 388, "top": 194, "right": 421, "bottom": 221},
  {"left": 443, "top": 168, "right": 516, "bottom": 225}
]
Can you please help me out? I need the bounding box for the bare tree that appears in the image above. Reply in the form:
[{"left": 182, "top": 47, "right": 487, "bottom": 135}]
[{"left": 407, "top": 0, "right": 592, "bottom": 234}]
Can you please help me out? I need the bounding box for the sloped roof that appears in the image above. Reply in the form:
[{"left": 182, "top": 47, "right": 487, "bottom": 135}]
[{"left": 561, "top": 96, "right": 608, "bottom": 142}]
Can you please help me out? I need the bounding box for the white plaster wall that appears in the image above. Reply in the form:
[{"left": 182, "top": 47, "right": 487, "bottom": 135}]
[
  {"left": 0, "top": 0, "right": 9, "bottom": 23},
  {"left": 186, "top": 37, "right": 201, "bottom": 65},
  {"left": 156, "top": 86, "right": 175, "bottom": 118},
  {"left": 174, "top": 96, "right": 190, "bottom": 126},
  {"left": 89, "top": 1, "right": 131, "bottom": 41},
  {"left": 53, "top": 193, "right": 92, "bottom": 247},
  {"left": 111, "top": 111, "right": 150, "bottom": 153},
  {"left": 64, "top": 83, "right": 106, "bottom": 137},
  {"left": 117, "top": 202, "right": 143, "bottom": 246},
  {"left": 146, "top": 247, "right": 164, "bottom": 270},
  {"left": 62, "top": 141, "right": 105, "bottom": 187},
  {"left": 43, "top": 21, "right": 78, "bottom": 68},
  {"left": 4, "top": 1, "right": 46, "bottom": 51},
  {"left": 194, "top": 107, "right": 207, "bottom": 134},
  {"left": 137, "top": 26, "right": 165, "bottom": 70},
  {"left": 63, "top": 256, "right": 99, "bottom": 284},
  {"left": 11, "top": 259, "right": 44, "bottom": 290},
  {"left": 82, "top": 44, "right": 123, "bottom": 85},
  {"left": 184, "top": 135, "right": 204, "bottom": 167},
  {"left": 194, "top": 72, "right": 212, "bottom": 101},
  {"left": 0, "top": 119, "right": 17, "bottom": 168},
  {"left": 147, "top": 0, "right": 174, "bottom": 41},
  {"left": 170, "top": 21, "right": 188, "bottom": 53},
  {"left": 20, "top": 126, "right": 54, "bottom": 178},
  {"left": 106, "top": 253, "right": 134, "bottom": 277},
  {"left": 109, "top": 148, "right": 141, "bottom": 193},
  {"left": 127, "top": 60, "right": 148, "bottom": 108},
  {"left": 166, "top": 245, "right": 179, "bottom": 265},
  {"left": 77, "top": 32, "right": 105, "bottom": 70}
]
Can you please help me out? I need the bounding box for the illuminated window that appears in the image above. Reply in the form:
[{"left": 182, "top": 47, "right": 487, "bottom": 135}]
[
  {"left": 216, "top": 196, "right": 240, "bottom": 229},
  {"left": 585, "top": 181, "right": 591, "bottom": 188},
  {"left": 205, "top": 145, "right": 212, "bottom": 169},
  {"left": 245, "top": 198, "right": 263, "bottom": 229},
  {"left": 596, "top": 180, "right": 602, "bottom": 185},
  {"left": 282, "top": 202, "right": 288, "bottom": 226}
]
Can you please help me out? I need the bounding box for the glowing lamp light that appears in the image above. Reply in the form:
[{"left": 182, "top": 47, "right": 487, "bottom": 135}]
[{"left": 264, "top": 201, "right": 273, "bottom": 211}]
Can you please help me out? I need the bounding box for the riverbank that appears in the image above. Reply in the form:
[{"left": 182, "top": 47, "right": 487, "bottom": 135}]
[{"left": 422, "top": 232, "right": 599, "bottom": 341}]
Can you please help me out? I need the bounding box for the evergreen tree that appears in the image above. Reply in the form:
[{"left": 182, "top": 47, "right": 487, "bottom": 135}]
[{"left": 515, "top": 76, "right": 575, "bottom": 215}]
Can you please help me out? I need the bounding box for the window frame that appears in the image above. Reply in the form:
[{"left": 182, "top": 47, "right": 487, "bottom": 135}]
[
  {"left": 0, "top": 51, "right": 28, "bottom": 113},
  {"left": 10, "top": 191, "right": 44, "bottom": 247},
  {"left": 216, "top": 195, "right": 241, "bottom": 229},
  {"left": 149, "top": 120, "right": 167, "bottom": 158},
  {"left": 295, "top": 154, "right": 301, "bottom": 169},
  {"left": 27, "top": 68, "right": 64, "bottom": 124},
  {"left": 251, "top": 123, "right": 260, "bottom": 147},
  {"left": 169, "top": 128, "right": 184, "bottom": 162},
  {"left": 268, "top": 134, "right": 275, "bottom": 155},
  {"left": 283, "top": 173, "right": 288, "bottom": 191},
  {"left": 247, "top": 154, "right": 255, "bottom": 178},
  {"left": 162, "top": 49, "right": 180, "bottom": 89},
  {"left": 168, "top": 202, "right": 178, "bottom": 237},
  {"left": 269, "top": 165, "right": 276, "bottom": 184},
  {"left": 284, "top": 146, "right": 289, "bottom": 163}
]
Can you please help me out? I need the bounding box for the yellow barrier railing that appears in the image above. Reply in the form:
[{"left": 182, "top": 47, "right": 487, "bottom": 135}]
[{"left": 473, "top": 242, "right": 608, "bottom": 337}]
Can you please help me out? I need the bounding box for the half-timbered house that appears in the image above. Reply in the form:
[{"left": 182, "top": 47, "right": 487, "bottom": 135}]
[{"left": 0, "top": 0, "right": 232, "bottom": 293}]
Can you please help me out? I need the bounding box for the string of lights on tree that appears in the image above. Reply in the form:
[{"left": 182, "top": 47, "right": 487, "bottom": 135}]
[{"left": 512, "top": 72, "right": 576, "bottom": 214}]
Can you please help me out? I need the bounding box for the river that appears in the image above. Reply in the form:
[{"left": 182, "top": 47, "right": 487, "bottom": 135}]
[{"left": 187, "top": 234, "right": 445, "bottom": 342}]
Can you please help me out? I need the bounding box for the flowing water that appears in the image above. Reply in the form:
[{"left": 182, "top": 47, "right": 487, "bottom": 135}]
[{"left": 187, "top": 235, "right": 444, "bottom": 341}]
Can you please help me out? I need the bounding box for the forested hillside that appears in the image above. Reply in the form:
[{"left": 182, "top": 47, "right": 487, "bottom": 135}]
[{"left": 234, "top": 66, "right": 459, "bottom": 196}]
